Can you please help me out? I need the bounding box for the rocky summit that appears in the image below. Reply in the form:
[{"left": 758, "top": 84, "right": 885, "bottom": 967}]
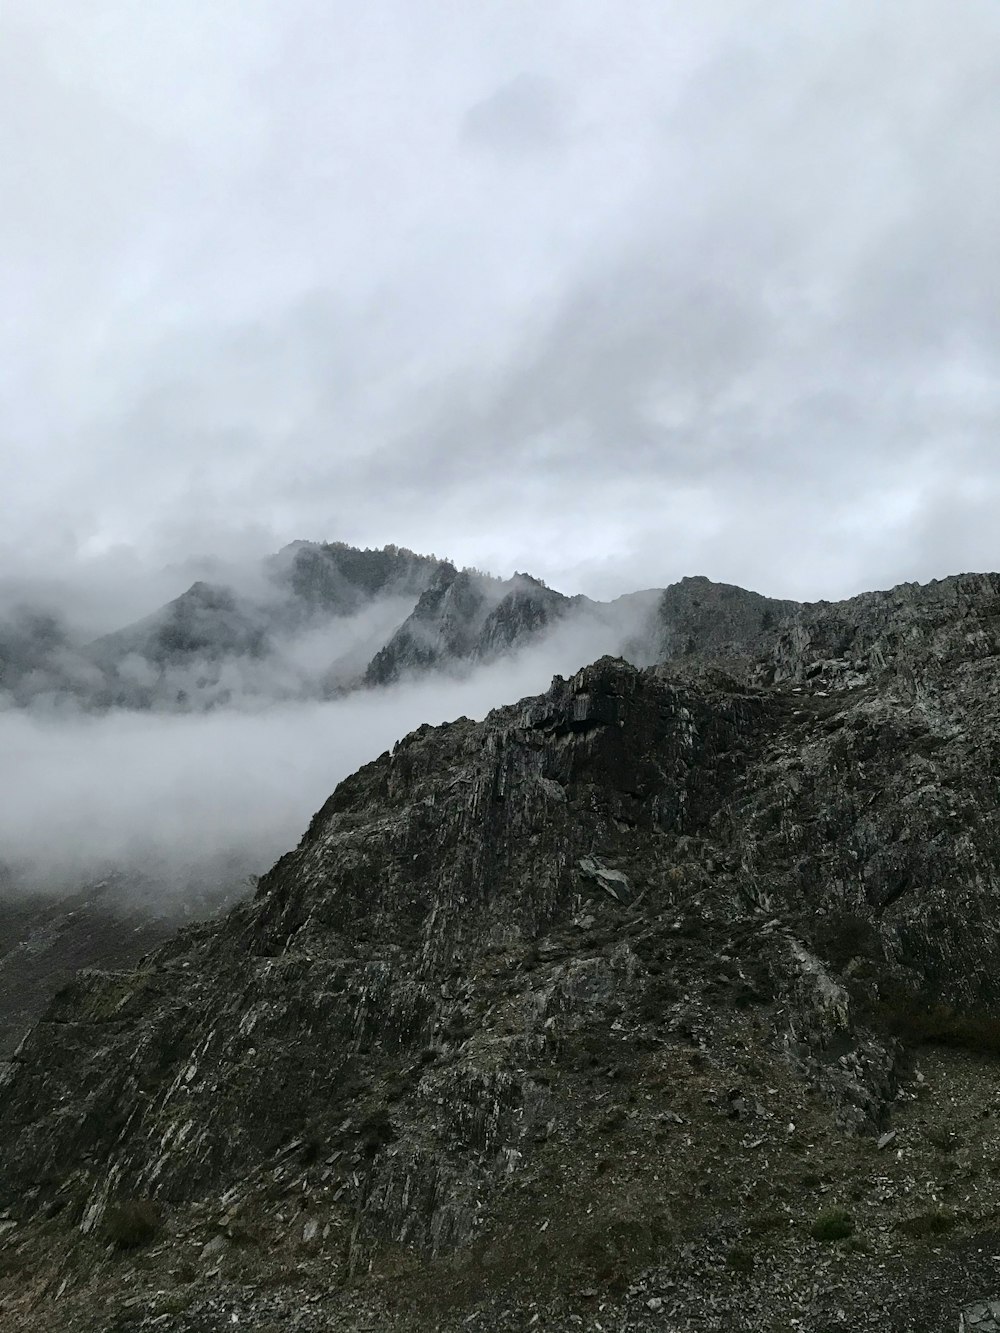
[{"left": 4, "top": 572, "right": 1000, "bottom": 1329}]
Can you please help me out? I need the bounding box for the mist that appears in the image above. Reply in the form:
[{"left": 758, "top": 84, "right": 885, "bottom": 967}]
[
  {"left": 0, "top": 565, "right": 421, "bottom": 714},
  {"left": 0, "top": 603, "right": 648, "bottom": 897}
]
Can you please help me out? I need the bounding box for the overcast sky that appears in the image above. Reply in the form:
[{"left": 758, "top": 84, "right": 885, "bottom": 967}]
[{"left": 4, "top": 0, "right": 1000, "bottom": 607}]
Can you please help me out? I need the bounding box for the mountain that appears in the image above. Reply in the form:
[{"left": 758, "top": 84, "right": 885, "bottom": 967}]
[
  {"left": 2, "top": 536, "right": 828, "bottom": 719},
  {"left": 3, "top": 571, "right": 1000, "bottom": 1329},
  {"left": 364, "top": 566, "right": 581, "bottom": 684},
  {"left": 0, "top": 872, "right": 243, "bottom": 1059},
  {"left": 83, "top": 542, "right": 455, "bottom": 710},
  {"left": 269, "top": 540, "right": 443, "bottom": 616},
  {"left": 654, "top": 574, "right": 801, "bottom": 664},
  {"left": 0, "top": 543, "right": 805, "bottom": 713},
  {"left": 0, "top": 543, "right": 453, "bottom": 711},
  {"left": 90, "top": 581, "right": 272, "bottom": 669}
]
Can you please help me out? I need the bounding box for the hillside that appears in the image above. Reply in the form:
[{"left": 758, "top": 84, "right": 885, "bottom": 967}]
[{"left": 2, "top": 573, "right": 1000, "bottom": 1329}]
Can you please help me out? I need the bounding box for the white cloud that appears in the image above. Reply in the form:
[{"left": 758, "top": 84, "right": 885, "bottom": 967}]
[{"left": 0, "top": 604, "right": 651, "bottom": 893}]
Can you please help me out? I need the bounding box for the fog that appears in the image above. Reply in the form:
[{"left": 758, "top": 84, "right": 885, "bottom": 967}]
[
  {"left": 93, "top": 592, "right": 422, "bottom": 714},
  {"left": 0, "top": 604, "right": 648, "bottom": 895},
  {"left": 0, "top": 566, "right": 422, "bottom": 713}
]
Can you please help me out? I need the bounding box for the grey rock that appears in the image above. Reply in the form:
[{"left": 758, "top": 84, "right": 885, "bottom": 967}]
[
  {"left": 200, "top": 1235, "right": 227, "bottom": 1262},
  {"left": 961, "top": 1302, "right": 1000, "bottom": 1331},
  {"left": 577, "top": 856, "right": 632, "bottom": 903}
]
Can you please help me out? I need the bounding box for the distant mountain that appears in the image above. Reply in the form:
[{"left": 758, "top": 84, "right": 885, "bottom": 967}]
[
  {"left": 0, "top": 542, "right": 670, "bottom": 711},
  {"left": 0, "top": 543, "right": 453, "bottom": 711},
  {"left": 364, "top": 566, "right": 581, "bottom": 684},
  {"left": 90, "top": 581, "right": 271, "bottom": 668},
  {"left": 0, "top": 541, "right": 813, "bottom": 714}
]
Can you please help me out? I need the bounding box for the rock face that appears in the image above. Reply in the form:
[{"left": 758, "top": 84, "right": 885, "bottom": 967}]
[
  {"left": 655, "top": 574, "right": 800, "bottom": 665},
  {"left": 365, "top": 567, "right": 578, "bottom": 684},
  {"left": 6, "top": 571, "right": 1000, "bottom": 1328},
  {"left": 474, "top": 573, "right": 575, "bottom": 661}
]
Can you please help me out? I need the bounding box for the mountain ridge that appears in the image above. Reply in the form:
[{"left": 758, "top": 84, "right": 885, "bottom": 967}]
[{"left": 6, "top": 536, "right": 968, "bottom": 714}]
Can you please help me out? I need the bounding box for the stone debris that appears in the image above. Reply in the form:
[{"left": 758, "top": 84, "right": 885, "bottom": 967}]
[
  {"left": 577, "top": 857, "right": 633, "bottom": 904},
  {"left": 961, "top": 1302, "right": 1000, "bottom": 1331}
]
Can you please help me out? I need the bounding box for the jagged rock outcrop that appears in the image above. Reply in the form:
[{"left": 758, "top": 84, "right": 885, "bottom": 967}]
[
  {"left": 473, "top": 573, "right": 574, "bottom": 662},
  {"left": 364, "top": 564, "right": 493, "bottom": 683},
  {"left": 364, "top": 567, "right": 577, "bottom": 684},
  {"left": 7, "top": 574, "right": 1000, "bottom": 1328},
  {"left": 762, "top": 570, "right": 1000, "bottom": 689},
  {"left": 655, "top": 575, "right": 800, "bottom": 665}
]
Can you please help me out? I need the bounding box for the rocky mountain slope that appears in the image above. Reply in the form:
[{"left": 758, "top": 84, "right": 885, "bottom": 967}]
[
  {"left": 2, "top": 571, "right": 1000, "bottom": 1329},
  {"left": 0, "top": 874, "right": 247, "bottom": 1062}
]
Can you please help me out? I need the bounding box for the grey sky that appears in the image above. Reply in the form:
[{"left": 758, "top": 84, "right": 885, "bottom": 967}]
[{"left": 4, "top": 0, "right": 1000, "bottom": 605}]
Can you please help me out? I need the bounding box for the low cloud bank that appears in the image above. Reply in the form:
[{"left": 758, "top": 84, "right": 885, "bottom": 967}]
[{"left": 0, "top": 605, "right": 653, "bottom": 897}]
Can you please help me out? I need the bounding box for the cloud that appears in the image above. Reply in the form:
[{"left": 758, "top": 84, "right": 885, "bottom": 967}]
[
  {"left": 7, "top": 0, "right": 1000, "bottom": 922},
  {"left": 0, "top": 601, "right": 653, "bottom": 894},
  {"left": 461, "top": 74, "right": 566, "bottom": 157}
]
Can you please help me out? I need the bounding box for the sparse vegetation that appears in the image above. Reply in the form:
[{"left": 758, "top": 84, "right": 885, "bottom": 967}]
[
  {"left": 898, "top": 1208, "right": 956, "bottom": 1238},
  {"left": 726, "top": 1245, "right": 755, "bottom": 1274},
  {"left": 105, "top": 1198, "right": 163, "bottom": 1249},
  {"left": 750, "top": 1210, "right": 789, "bottom": 1234},
  {"left": 810, "top": 1207, "right": 855, "bottom": 1242}
]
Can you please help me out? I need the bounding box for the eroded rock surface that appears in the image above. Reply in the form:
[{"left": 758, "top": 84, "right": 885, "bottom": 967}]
[{"left": 4, "top": 573, "right": 1000, "bottom": 1329}]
